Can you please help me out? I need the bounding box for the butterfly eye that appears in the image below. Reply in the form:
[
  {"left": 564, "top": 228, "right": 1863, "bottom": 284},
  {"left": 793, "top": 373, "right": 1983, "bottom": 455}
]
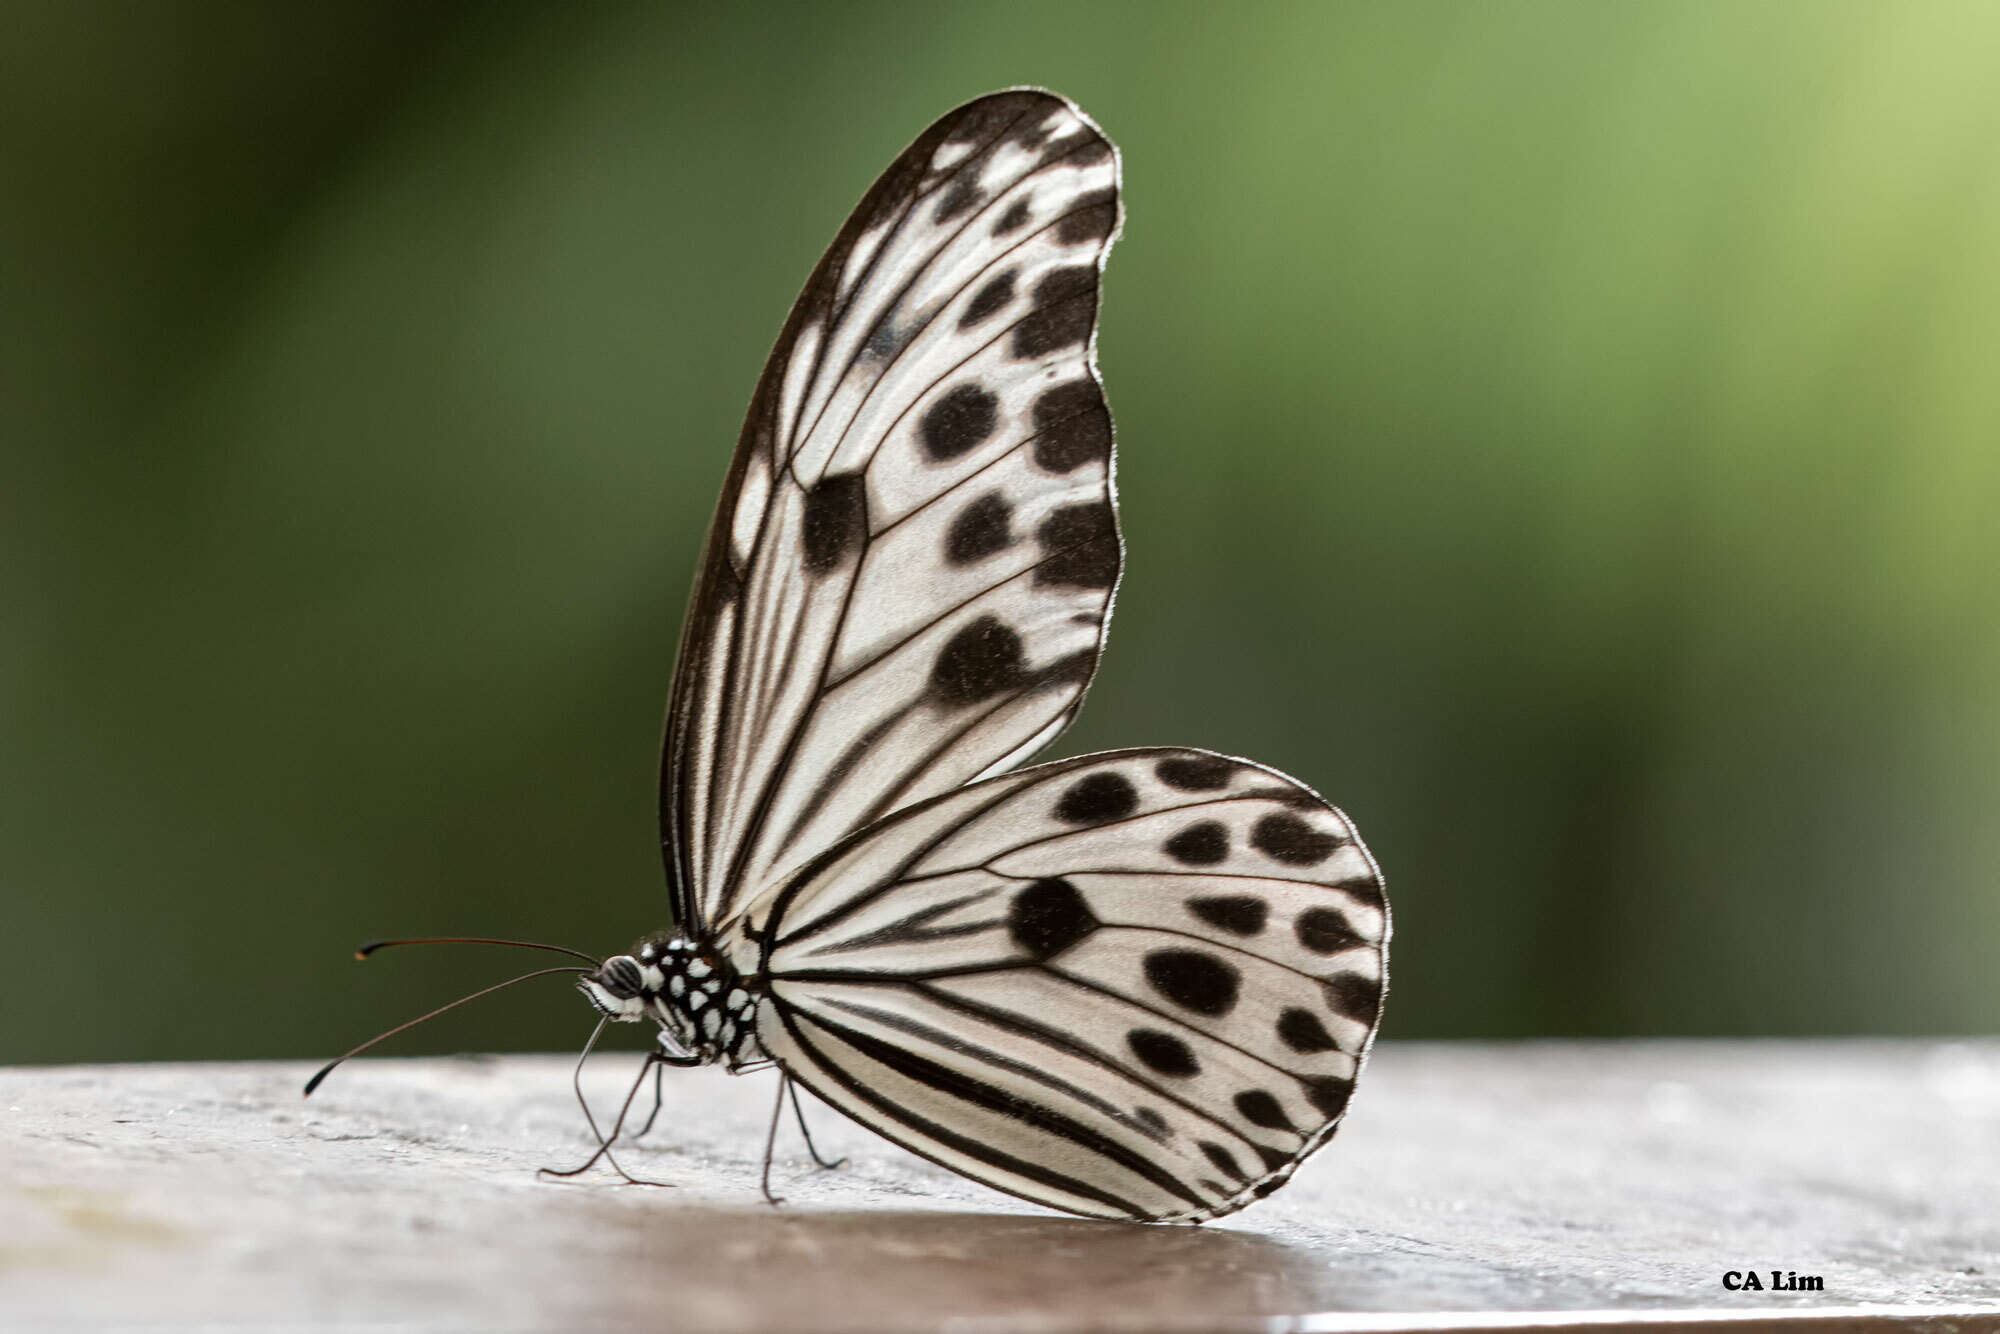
[{"left": 598, "top": 956, "right": 646, "bottom": 998}]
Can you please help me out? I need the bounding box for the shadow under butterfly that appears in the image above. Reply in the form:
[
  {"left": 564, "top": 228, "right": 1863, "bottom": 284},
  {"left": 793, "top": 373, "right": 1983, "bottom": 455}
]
[
  {"left": 561, "top": 1206, "right": 1378, "bottom": 1326},
  {"left": 308, "top": 87, "right": 1390, "bottom": 1225}
]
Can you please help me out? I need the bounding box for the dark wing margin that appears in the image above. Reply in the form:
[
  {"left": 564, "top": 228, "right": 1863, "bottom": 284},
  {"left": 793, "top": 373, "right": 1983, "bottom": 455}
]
[
  {"left": 744, "top": 748, "right": 1390, "bottom": 1223},
  {"left": 661, "top": 90, "right": 1126, "bottom": 932}
]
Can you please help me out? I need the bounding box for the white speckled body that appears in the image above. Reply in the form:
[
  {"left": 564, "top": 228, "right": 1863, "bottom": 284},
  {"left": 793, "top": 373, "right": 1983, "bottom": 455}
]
[{"left": 578, "top": 934, "right": 764, "bottom": 1068}]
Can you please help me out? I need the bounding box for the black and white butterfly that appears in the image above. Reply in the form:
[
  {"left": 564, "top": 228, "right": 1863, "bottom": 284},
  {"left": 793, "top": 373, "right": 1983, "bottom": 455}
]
[{"left": 314, "top": 89, "right": 1388, "bottom": 1225}]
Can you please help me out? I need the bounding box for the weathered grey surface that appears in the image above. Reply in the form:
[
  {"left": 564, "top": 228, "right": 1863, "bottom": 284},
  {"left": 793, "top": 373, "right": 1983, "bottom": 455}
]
[{"left": 3, "top": 1041, "right": 1996, "bottom": 1331}]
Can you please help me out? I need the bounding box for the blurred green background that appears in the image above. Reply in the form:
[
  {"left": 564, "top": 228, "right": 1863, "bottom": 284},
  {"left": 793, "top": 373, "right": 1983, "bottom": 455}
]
[{"left": 7, "top": 1, "right": 1998, "bottom": 1065}]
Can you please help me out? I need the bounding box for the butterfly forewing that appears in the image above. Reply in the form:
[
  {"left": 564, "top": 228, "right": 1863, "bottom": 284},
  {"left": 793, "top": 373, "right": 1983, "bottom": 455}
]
[
  {"left": 663, "top": 91, "right": 1124, "bottom": 932},
  {"left": 743, "top": 748, "right": 1389, "bottom": 1223}
]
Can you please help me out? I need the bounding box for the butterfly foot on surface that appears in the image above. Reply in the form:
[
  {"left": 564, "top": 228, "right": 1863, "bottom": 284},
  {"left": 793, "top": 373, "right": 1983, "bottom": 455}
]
[{"left": 535, "top": 1163, "right": 677, "bottom": 1189}]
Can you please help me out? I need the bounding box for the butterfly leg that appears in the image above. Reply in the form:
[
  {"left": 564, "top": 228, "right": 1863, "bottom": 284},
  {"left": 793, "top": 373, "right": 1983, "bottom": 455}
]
[
  {"left": 759, "top": 1074, "right": 790, "bottom": 1206},
  {"left": 630, "top": 1059, "right": 667, "bottom": 1139},
  {"left": 538, "top": 1046, "right": 658, "bottom": 1184},
  {"left": 787, "top": 1078, "right": 845, "bottom": 1171},
  {"left": 537, "top": 1016, "right": 617, "bottom": 1178},
  {"left": 541, "top": 1043, "right": 691, "bottom": 1187}
]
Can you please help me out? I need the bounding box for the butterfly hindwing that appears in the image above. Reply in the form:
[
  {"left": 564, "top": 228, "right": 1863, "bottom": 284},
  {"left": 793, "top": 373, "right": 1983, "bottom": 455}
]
[
  {"left": 662, "top": 91, "right": 1124, "bottom": 932},
  {"left": 739, "top": 748, "right": 1389, "bottom": 1223}
]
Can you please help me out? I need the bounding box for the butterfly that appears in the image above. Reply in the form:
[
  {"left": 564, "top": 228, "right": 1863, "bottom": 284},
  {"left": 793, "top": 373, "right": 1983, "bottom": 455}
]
[{"left": 312, "top": 88, "right": 1389, "bottom": 1225}]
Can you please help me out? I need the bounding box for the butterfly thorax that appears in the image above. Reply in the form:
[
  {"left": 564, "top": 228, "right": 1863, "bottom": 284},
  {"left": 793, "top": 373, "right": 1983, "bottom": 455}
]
[{"left": 578, "top": 933, "right": 764, "bottom": 1066}]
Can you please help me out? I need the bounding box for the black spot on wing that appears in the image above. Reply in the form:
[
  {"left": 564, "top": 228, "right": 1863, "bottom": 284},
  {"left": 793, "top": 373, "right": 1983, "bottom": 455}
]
[
  {"left": 930, "top": 615, "right": 1025, "bottom": 706},
  {"left": 1164, "top": 822, "right": 1230, "bottom": 867},
  {"left": 934, "top": 177, "right": 984, "bottom": 223},
  {"left": 960, "top": 270, "right": 1016, "bottom": 329},
  {"left": 1143, "top": 949, "right": 1241, "bottom": 1017},
  {"left": 1234, "top": 1089, "right": 1295, "bottom": 1132},
  {"left": 1054, "top": 770, "right": 1137, "bottom": 824},
  {"left": 1276, "top": 1007, "right": 1338, "bottom": 1054},
  {"left": 1031, "top": 380, "right": 1111, "bottom": 473},
  {"left": 1323, "top": 973, "right": 1381, "bottom": 1026},
  {"left": 1156, "top": 755, "right": 1236, "bottom": 791},
  {"left": 1295, "top": 906, "right": 1365, "bottom": 955},
  {"left": 862, "top": 317, "right": 911, "bottom": 362},
  {"left": 1008, "top": 877, "right": 1098, "bottom": 960},
  {"left": 945, "top": 493, "right": 1013, "bottom": 565},
  {"left": 801, "top": 472, "right": 868, "bottom": 574},
  {"left": 1251, "top": 811, "right": 1341, "bottom": 866},
  {"left": 1013, "top": 267, "right": 1098, "bottom": 359},
  {"left": 920, "top": 383, "right": 999, "bottom": 461},
  {"left": 1199, "top": 1141, "right": 1247, "bottom": 1182},
  {"left": 1186, "top": 894, "right": 1266, "bottom": 935},
  {"left": 1302, "top": 1075, "right": 1354, "bottom": 1120},
  {"left": 1132, "top": 1107, "right": 1171, "bottom": 1141},
  {"left": 1057, "top": 189, "right": 1118, "bottom": 245},
  {"left": 1127, "top": 1028, "right": 1199, "bottom": 1078},
  {"left": 1254, "top": 1144, "right": 1294, "bottom": 1173},
  {"left": 1034, "top": 502, "right": 1118, "bottom": 589},
  {"left": 993, "top": 198, "right": 1033, "bottom": 236},
  {"left": 1333, "top": 872, "right": 1387, "bottom": 908}
]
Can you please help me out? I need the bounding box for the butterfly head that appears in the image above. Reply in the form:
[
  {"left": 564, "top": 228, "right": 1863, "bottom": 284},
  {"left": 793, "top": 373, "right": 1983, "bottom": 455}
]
[
  {"left": 578, "top": 934, "right": 686, "bottom": 1021},
  {"left": 577, "top": 952, "right": 658, "bottom": 1021}
]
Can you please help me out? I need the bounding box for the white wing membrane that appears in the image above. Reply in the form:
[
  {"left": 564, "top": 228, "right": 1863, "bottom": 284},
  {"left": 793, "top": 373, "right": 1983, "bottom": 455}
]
[
  {"left": 663, "top": 91, "right": 1125, "bottom": 930},
  {"left": 743, "top": 749, "right": 1390, "bottom": 1223}
]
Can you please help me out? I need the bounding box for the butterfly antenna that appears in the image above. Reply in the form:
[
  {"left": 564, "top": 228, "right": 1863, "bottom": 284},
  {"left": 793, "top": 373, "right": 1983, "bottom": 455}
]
[
  {"left": 303, "top": 964, "right": 591, "bottom": 1097},
  {"left": 354, "top": 936, "right": 599, "bottom": 965}
]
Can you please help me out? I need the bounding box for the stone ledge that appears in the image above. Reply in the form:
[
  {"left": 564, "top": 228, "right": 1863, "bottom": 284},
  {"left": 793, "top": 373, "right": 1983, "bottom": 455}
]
[{"left": 4, "top": 1041, "right": 1996, "bottom": 1331}]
